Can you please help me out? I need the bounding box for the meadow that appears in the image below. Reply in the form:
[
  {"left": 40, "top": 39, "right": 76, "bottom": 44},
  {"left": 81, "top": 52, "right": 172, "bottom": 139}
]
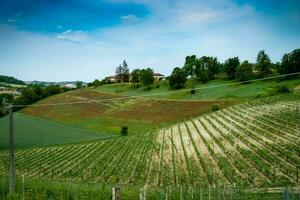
[
  {"left": 20, "top": 88, "right": 232, "bottom": 137},
  {"left": 96, "top": 77, "right": 300, "bottom": 100},
  {"left": 0, "top": 113, "right": 114, "bottom": 149}
]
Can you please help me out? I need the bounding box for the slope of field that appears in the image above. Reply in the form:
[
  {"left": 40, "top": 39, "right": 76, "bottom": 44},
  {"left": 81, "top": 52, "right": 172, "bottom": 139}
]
[
  {"left": 21, "top": 88, "right": 231, "bottom": 135},
  {"left": 96, "top": 78, "right": 300, "bottom": 100},
  {"left": 0, "top": 113, "right": 115, "bottom": 149},
  {"left": 1, "top": 94, "right": 299, "bottom": 188}
]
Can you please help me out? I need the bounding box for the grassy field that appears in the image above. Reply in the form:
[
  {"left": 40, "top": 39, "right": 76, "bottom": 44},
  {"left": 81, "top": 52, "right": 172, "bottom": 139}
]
[
  {"left": 0, "top": 113, "right": 115, "bottom": 149},
  {"left": 1, "top": 94, "right": 299, "bottom": 189},
  {"left": 21, "top": 88, "right": 232, "bottom": 136},
  {"left": 96, "top": 77, "right": 300, "bottom": 100}
]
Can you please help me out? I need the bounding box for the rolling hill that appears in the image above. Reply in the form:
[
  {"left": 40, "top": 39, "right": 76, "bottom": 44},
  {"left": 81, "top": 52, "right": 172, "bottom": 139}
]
[
  {"left": 21, "top": 88, "right": 232, "bottom": 137},
  {"left": 1, "top": 94, "right": 299, "bottom": 189}
]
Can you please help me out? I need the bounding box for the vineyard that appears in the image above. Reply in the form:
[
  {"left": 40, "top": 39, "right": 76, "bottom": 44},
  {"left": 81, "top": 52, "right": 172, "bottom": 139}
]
[{"left": 0, "top": 94, "right": 299, "bottom": 198}]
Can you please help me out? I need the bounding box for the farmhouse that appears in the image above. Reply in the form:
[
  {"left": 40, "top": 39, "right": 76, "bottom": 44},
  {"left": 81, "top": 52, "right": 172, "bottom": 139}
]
[
  {"left": 106, "top": 72, "right": 165, "bottom": 83},
  {"left": 105, "top": 75, "right": 121, "bottom": 83},
  {"left": 153, "top": 73, "right": 165, "bottom": 80}
]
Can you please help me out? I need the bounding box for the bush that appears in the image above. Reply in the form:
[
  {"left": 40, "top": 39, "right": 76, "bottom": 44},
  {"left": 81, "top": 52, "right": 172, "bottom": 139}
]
[
  {"left": 277, "top": 86, "right": 290, "bottom": 93},
  {"left": 212, "top": 104, "right": 220, "bottom": 111},
  {"left": 121, "top": 126, "right": 128, "bottom": 136},
  {"left": 190, "top": 87, "right": 196, "bottom": 94}
]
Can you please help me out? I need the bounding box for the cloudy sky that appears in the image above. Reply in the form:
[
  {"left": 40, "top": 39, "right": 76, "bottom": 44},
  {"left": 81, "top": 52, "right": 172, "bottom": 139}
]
[{"left": 0, "top": 0, "right": 299, "bottom": 82}]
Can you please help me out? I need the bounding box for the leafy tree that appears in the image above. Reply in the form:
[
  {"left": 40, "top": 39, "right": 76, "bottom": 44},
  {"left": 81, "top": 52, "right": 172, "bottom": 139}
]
[
  {"left": 140, "top": 68, "right": 154, "bottom": 90},
  {"left": 205, "top": 57, "right": 220, "bottom": 80},
  {"left": 224, "top": 57, "right": 240, "bottom": 79},
  {"left": 0, "top": 94, "right": 14, "bottom": 117},
  {"left": 236, "top": 60, "right": 253, "bottom": 81},
  {"left": 183, "top": 55, "right": 197, "bottom": 77},
  {"left": 195, "top": 56, "right": 220, "bottom": 81},
  {"left": 76, "top": 81, "right": 83, "bottom": 89},
  {"left": 278, "top": 49, "right": 300, "bottom": 76},
  {"left": 169, "top": 67, "right": 187, "bottom": 89},
  {"left": 195, "top": 65, "right": 209, "bottom": 83},
  {"left": 256, "top": 50, "right": 272, "bottom": 77},
  {"left": 121, "top": 126, "right": 128, "bottom": 136},
  {"left": 131, "top": 69, "right": 141, "bottom": 87}
]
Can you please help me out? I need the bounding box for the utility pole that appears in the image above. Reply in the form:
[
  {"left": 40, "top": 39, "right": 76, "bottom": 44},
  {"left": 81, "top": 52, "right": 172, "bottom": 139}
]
[{"left": 8, "top": 105, "right": 14, "bottom": 193}]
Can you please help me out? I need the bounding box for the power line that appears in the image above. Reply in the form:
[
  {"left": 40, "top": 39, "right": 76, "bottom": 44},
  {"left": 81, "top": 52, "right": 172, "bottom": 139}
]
[{"left": 10, "top": 72, "right": 300, "bottom": 108}]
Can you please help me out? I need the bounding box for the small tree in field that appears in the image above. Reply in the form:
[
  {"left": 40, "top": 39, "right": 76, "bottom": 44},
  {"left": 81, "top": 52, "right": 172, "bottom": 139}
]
[
  {"left": 256, "top": 50, "right": 272, "bottom": 77},
  {"left": 169, "top": 67, "right": 187, "bottom": 89},
  {"left": 141, "top": 68, "right": 154, "bottom": 90},
  {"left": 121, "top": 126, "right": 128, "bottom": 136},
  {"left": 224, "top": 57, "right": 240, "bottom": 79},
  {"left": 236, "top": 60, "right": 253, "bottom": 81},
  {"left": 131, "top": 69, "right": 141, "bottom": 87}
]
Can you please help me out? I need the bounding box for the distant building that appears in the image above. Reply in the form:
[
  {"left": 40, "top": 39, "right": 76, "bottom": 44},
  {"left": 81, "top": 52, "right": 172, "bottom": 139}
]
[
  {"left": 153, "top": 73, "right": 165, "bottom": 80},
  {"left": 105, "top": 75, "right": 120, "bottom": 83},
  {"left": 106, "top": 72, "right": 165, "bottom": 83},
  {"left": 63, "top": 83, "right": 77, "bottom": 89}
]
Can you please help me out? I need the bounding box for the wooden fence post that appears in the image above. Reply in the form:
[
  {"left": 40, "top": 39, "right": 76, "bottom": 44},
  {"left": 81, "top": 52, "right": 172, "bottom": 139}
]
[
  {"left": 139, "top": 187, "right": 146, "bottom": 200},
  {"left": 8, "top": 105, "right": 15, "bottom": 194},
  {"left": 112, "top": 185, "right": 121, "bottom": 200}
]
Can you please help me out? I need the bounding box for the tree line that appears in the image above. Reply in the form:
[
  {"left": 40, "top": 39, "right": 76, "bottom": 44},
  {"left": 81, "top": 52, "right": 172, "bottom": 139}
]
[
  {"left": 0, "top": 85, "right": 72, "bottom": 117},
  {"left": 0, "top": 75, "right": 25, "bottom": 85},
  {"left": 168, "top": 49, "right": 300, "bottom": 89}
]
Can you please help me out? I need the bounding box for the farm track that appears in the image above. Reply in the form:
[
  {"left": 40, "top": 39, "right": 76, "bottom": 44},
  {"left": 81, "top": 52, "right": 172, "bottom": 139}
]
[{"left": 0, "top": 96, "right": 299, "bottom": 187}]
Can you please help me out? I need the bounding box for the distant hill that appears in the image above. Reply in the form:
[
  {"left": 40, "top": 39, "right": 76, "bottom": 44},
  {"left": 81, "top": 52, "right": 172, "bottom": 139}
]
[
  {"left": 25, "top": 81, "right": 87, "bottom": 88},
  {"left": 0, "top": 75, "right": 25, "bottom": 85}
]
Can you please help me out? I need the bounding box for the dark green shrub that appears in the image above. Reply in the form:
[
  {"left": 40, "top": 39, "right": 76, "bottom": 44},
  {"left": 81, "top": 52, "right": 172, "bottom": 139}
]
[
  {"left": 212, "top": 104, "right": 220, "bottom": 111},
  {"left": 121, "top": 126, "right": 128, "bottom": 136},
  {"left": 190, "top": 87, "right": 196, "bottom": 94},
  {"left": 277, "top": 86, "right": 290, "bottom": 93}
]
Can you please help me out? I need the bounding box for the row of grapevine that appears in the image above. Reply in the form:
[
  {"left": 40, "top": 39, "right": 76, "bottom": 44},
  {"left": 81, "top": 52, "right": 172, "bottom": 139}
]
[{"left": 0, "top": 96, "right": 299, "bottom": 189}]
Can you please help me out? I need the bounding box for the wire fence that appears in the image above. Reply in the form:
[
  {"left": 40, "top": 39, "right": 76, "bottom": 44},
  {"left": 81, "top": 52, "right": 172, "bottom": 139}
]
[{"left": 1, "top": 175, "right": 299, "bottom": 200}]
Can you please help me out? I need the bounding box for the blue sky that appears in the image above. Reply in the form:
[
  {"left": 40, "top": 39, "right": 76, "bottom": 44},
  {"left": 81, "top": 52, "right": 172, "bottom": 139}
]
[{"left": 0, "top": 0, "right": 299, "bottom": 82}]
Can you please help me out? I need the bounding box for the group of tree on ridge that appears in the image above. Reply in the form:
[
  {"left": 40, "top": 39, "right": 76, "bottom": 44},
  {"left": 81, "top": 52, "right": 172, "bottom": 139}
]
[
  {"left": 169, "top": 48, "right": 300, "bottom": 89},
  {"left": 89, "top": 48, "right": 299, "bottom": 90}
]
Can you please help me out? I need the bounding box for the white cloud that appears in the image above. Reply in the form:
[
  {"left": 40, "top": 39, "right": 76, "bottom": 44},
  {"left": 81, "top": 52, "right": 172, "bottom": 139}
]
[
  {"left": 56, "top": 30, "right": 88, "bottom": 42},
  {"left": 121, "top": 14, "right": 142, "bottom": 24},
  {"left": 7, "top": 19, "right": 16, "bottom": 23},
  {"left": 1, "top": 0, "right": 299, "bottom": 82}
]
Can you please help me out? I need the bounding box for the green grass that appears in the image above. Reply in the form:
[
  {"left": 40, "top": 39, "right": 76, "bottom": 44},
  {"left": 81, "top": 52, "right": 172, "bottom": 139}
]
[
  {"left": 21, "top": 89, "right": 231, "bottom": 136},
  {"left": 0, "top": 113, "right": 116, "bottom": 149},
  {"left": 96, "top": 78, "right": 300, "bottom": 100}
]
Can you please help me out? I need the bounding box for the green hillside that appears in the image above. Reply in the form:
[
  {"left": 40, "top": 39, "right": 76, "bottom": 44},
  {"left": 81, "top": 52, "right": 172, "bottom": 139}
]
[
  {"left": 0, "top": 75, "right": 25, "bottom": 86},
  {"left": 0, "top": 113, "right": 115, "bottom": 149},
  {"left": 21, "top": 89, "right": 232, "bottom": 136},
  {"left": 1, "top": 94, "right": 299, "bottom": 189},
  {"left": 96, "top": 78, "right": 300, "bottom": 100}
]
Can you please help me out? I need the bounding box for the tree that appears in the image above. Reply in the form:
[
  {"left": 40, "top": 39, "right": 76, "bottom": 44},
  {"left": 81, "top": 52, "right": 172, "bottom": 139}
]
[
  {"left": 122, "top": 60, "right": 130, "bottom": 82},
  {"left": 115, "top": 60, "right": 130, "bottom": 82},
  {"left": 278, "top": 49, "right": 300, "bottom": 76},
  {"left": 76, "top": 81, "right": 83, "bottom": 89},
  {"left": 205, "top": 57, "right": 220, "bottom": 80},
  {"left": 183, "top": 55, "right": 197, "bottom": 77},
  {"left": 236, "top": 60, "right": 253, "bottom": 81},
  {"left": 131, "top": 69, "right": 141, "bottom": 87},
  {"left": 224, "top": 57, "right": 240, "bottom": 79},
  {"left": 195, "top": 56, "right": 220, "bottom": 82},
  {"left": 169, "top": 67, "right": 187, "bottom": 89},
  {"left": 256, "top": 50, "right": 272, "bottom": 77},
  {"left": 121, "top": 126, "right": 128, "bottom": 136},
  {"left": 140, "top": 68, "right": 154, "bottom": 90}
]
